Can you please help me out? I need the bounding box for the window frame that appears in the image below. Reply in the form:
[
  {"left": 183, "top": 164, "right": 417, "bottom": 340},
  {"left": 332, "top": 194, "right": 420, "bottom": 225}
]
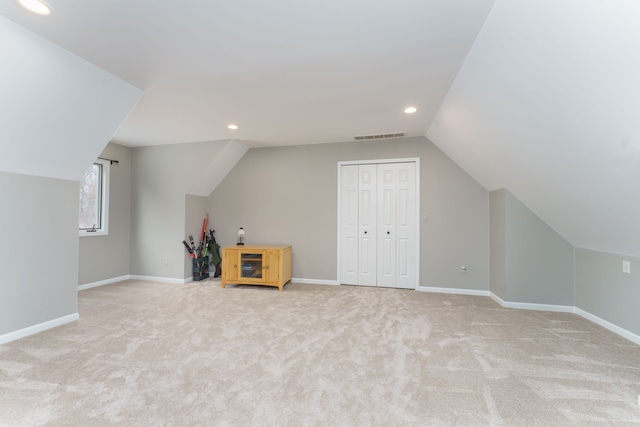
[{"left": 79, "top": 158, "right": 110, "bottom": 237}]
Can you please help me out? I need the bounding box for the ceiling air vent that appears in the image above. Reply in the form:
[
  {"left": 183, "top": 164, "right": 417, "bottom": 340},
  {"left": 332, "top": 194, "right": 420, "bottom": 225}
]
[{"left": 354, "top": 132, "right": 405, "bottom": 141}]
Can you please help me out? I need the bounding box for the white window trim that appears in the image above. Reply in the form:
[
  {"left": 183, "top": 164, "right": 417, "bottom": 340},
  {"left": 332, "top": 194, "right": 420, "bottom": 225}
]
[{"left": 79, "top": 158, "right": 110, "bottom": 237}]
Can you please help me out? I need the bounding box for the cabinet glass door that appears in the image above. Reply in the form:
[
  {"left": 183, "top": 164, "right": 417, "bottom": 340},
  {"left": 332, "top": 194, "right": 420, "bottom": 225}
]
[{"left": 241, "top": 252, "right": 263, "bottom": 279}]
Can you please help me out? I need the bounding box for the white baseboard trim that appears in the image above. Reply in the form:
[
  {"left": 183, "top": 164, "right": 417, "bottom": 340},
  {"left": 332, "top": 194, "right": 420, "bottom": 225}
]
[
  {"left": 79, "top": 275, "right": 189, "bottom": 290},
  {"left": 78, "top": 275, "right": 131, "bottom": 291},
  {"left": 292, "top": 278, "right": 339, "bottom": 286},
  {"left": 416, "top": 287, "right": 639, "bottom": 345},
  {"left": 575, "top": 308, "right": 640, "bottom": 346},
  {"left": 0, "top": 313, "right": 79, "bottom": 346},
  {"left": 489, "top": 292, "right": 575, "bottom": 313},
  {"left": 129, "top": 275, "right": 187, "bottom": 284},
  {"left": 417, "top": 286, "right": 490, "bottom": 297}
]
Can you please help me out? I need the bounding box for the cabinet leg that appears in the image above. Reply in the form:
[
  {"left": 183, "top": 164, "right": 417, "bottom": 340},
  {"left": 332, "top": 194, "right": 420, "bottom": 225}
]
[{"left": 221, "top": 281, "right": 226, "bottom": 288}]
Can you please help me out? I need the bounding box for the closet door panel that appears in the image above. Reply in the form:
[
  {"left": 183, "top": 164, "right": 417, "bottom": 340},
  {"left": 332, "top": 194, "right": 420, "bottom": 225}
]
[
  {"left": 358, "top": 165, "right": 377, "bottom": 286},
  {"left": 377, "top": 163, "right": 396, "bottom": 287},
  {"left": 394, "top": 162, "right": 416, "bottom": 289},
  {"left": 340, "top": 165, "right": 359, "bottom": 285}
]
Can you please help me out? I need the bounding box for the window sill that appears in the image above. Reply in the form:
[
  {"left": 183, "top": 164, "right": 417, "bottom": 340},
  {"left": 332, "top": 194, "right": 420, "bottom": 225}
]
[{"left": 79, "top": 230, "right": 108, "bottom": 237}]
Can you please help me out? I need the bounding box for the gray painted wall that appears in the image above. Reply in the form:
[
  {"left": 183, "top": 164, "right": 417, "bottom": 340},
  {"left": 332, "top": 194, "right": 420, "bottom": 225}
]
[
  {"left": 206, "top": 136, "right": 489, "bottom": 289},
  {"left": 575, "top": 249, "right": 640, "bottom": 337},
  {"left": 78, "top": 143, "right": 132, "bottom": 285},
  {"left": 0, "top": 13, "right": 139, "bottom": 340},
  {"left": 489, "top": 189, "right": 506, "bottom": 299},
  {"left": 130, "top": 140, "right": 229, "bottom": 279},
  {"left": 1, "top": 134, "right": 638, "bottom": 345},
  {"left": 491, "top": 189, "right": 574, "bottom": 305},
  {"left": 0, "top": 172, "right": 79, "bottom": 336}
]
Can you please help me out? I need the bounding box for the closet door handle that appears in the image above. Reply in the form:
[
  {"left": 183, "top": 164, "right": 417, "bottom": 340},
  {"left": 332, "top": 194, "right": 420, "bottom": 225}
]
[
  {"left": 387, "top": 231, "right": 390, "bottom": 235},
  {"left": 364, "top": 231, "right": 368, "bottom": 234}
]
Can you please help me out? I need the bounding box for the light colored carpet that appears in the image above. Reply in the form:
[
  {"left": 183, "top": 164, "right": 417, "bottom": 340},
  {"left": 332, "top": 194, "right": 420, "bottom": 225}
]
[{"left": 0, "top": 279, "right": 639, "bottom": 426}]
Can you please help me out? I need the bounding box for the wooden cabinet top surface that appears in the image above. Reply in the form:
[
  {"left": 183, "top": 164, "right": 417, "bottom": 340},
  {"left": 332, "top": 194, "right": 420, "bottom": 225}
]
[{"left": 223, "top": 245, "right": 291, "bottom": 250}]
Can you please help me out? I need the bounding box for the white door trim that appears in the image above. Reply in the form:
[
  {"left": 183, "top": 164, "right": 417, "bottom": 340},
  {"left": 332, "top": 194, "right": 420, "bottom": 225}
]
[{"left": 337, "top": 157, "right": 420, "bottom": 289}]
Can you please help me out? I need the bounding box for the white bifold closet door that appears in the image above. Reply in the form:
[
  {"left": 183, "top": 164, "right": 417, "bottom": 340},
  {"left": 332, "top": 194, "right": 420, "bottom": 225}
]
[{"left": 340, "top": 162, "right": 417, "bottom": 289}]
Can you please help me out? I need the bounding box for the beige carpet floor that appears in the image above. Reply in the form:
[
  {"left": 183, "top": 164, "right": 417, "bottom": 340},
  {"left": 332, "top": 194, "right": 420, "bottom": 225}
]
[{"left": 0, "top": 279, "right": 639, "bottom": 426}]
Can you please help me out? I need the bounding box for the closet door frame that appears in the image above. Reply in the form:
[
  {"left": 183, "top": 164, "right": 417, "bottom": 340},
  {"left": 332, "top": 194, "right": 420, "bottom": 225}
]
[{"left": 337, "top": 157, "right": 420, "bottom": 289}]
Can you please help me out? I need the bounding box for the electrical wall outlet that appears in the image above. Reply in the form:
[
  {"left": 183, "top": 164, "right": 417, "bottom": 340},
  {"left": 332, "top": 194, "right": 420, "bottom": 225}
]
[
  {"left": 623, "top": 260, "right": 631, "bottom": 274},
  {"left": 164, "top": 257, "right": 169, "bottom": 265},
  {"left": 460, "top": 265, "right": 467, "bottom": 274}
]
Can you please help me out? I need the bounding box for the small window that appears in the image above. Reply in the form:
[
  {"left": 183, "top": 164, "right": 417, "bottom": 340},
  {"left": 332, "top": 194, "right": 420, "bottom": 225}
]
[{"left": 79, "top": 159, "right": 110, "bottom": 236}]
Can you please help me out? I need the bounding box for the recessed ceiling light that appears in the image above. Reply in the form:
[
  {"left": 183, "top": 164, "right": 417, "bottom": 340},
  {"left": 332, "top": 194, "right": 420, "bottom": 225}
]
[
  {"left": 404, "top": 107, "right": 417, "bottom": 114},
  {"left": 227, "top": 124, "right": 238, "bottom": 130},
  {"left": 18, "top": 0, "right": 52, "bottom": 15}
]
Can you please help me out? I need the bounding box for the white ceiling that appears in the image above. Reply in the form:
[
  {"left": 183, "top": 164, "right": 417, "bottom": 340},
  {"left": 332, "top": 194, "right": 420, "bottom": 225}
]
[
  {"left": 0, "top": 0, "right": 495, "bottom": 147},
  {"left": 2, "top": 0, "right": 640, "bottom": 257}
]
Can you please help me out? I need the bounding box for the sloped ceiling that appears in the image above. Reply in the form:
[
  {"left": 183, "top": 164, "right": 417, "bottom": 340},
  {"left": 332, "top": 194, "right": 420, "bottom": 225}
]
[
  {"left": 186, "top": 140, "right": 249, "bottom": 197},
  {"left": 428, "top": 0, "right": 640, "bottom": 256},
  {"left": 0, "top": 16, "right": 141, "bottom": 181}
]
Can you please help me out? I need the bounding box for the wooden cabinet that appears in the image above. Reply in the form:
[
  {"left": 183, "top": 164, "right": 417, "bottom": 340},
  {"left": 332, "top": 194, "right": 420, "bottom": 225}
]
[{"left": 221, "top": 245, "right": 292, "bottom": 291}]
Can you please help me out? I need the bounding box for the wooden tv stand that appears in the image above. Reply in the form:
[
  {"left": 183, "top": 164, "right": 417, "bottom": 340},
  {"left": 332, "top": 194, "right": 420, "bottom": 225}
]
[{"left": 221, "top": 245, "right": 292, "bottom": 291}]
